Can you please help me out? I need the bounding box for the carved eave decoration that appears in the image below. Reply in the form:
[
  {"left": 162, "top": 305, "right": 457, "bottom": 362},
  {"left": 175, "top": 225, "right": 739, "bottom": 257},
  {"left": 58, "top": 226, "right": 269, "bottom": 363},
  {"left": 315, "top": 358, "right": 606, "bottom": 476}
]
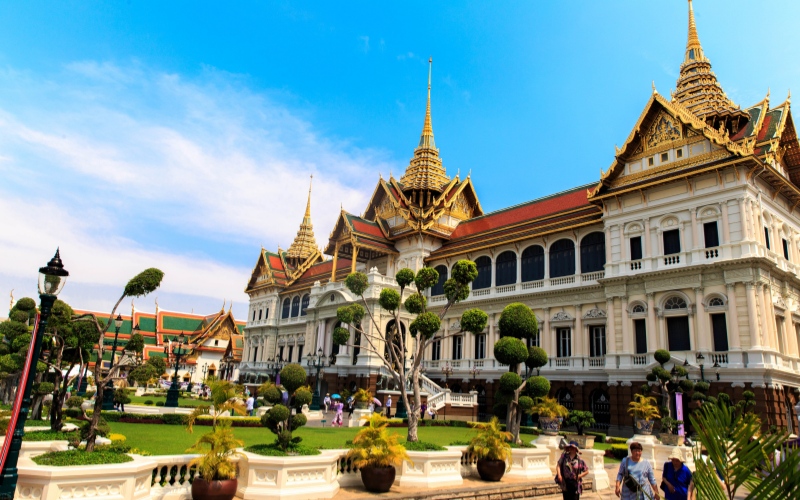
[
  {"left": 588, "top": 92, "right": 756, "bottom": 202},
  {"left": 323, "top": 210, "right": 399, "bottom": 263},
  {"left": 285, "top": 249, "right": 324, "bottom": 282},
  {"left": 244, "top": 250, "right": 277, "bottom": 293}
]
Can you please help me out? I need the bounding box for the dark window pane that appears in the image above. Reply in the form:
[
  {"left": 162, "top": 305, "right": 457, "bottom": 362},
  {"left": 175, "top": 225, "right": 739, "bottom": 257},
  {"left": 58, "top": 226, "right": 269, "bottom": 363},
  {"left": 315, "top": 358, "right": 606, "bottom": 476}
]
[
  {"left": 300, "top": 294, "right": 310, "bottom": 316},
  {"left": 291, "top": 297, "right": 300, "bottom": 317},
  {"left": 550, "top": 239, "right": 576, "bottom": 278},
  {"left": 630, "top": 237, "right": 643, "bottom": 261},
  {"left": 580, "top": 232, "right": 606, "bottom": 273},
  {"left": 590, "top": 326, "right": 606, "bottom": 357},
  {"left": 765, "top": 227, "right": 771, "bottom": 250},
  {"left": 634, "top": 319, "right": 648, "bottom": 354},
  {"left": 667, "top": 316, "right": 691, "bottom": 351},
  {"left": 663, "top": 229, "right": 681, "bottom": 255},
  {"left": 281, "top": 299, "right": 291, "bottom": 319},
  {"left": 521, "top": 245, "right": 545, "bottom": 282},
  {"left": 473, "top": 256, "right": 492, "bottom": 289},
  {"left": 711, "top": 313, "right": 729, "bottom": 352},
  {"left": 783, "top": 239, "right": 790, "bottom": 261},
  {"left": 704, "top": 221, "right": 719, "bottom": 248},
  {"left": 431, "top": 265, "right": 448, "bottom": 295},
  {"left": 557, "top": 328, "right": 571, "bottom": 358},
  {"left": 495, "top": 251, "right": 517, "bottom": 286}
]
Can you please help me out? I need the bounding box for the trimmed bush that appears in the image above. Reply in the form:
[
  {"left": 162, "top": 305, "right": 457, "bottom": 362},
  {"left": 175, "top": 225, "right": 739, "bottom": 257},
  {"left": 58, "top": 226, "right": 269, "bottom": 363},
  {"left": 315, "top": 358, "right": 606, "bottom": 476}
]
[
  {"left": 395, "top": 268, "right": 415, "bottom": 288},
  {"left": 498, "top": 303, "right": 538, "bottom": 339},
  {"left": 405, "top": 440, "right": 446, "bottom": 451},
  {"left": 279, "top": 364, "right": 307, "bottom": 394},
  {"left": 344, "top": 272, "right": 369, "bottom": 295},
  {"left": 526, "top": 376, "right": 550, "bottom": 398},
  {"left": 493, "top": 336, "right": 528, "bottom": 365},
  {"left": 412, "top": 312, "right": 441, "bottom": 339},
  {"left": 654, "top": 349, "right": 671, "bottom": 365},
  {"left": 451, "top": 260, "right": 478, "bottom": 284},
  {"left": 499, "top": 372, "right": 523, "bottom": 393},
  {"left": 155, "top": 401, "right": 165, "bottom": 407},
  {"left": 244, "top": 443, "right": 320, "bottom": 456},
  {"left": 526, "top": 346, "right": 548, "bottom": 370},
  {"left": 460, "top": 309, "right": 488, "bottom": 335},
  {"left": 144, "top": 400, "right": 154, "bottom": 405},
  {"left": 379, "top": 288, "right": 401, "bottom": 311},
  {"left": 404, "top": 293, "right": 427, "bottom": 314},
  {"left": 414, "top": 267, "right": 439, "bottom": 291},
  {"left": 32, "top": 450, "right": 133, "bottom": 466},
  {"left": 65, "top": 396, "right": 84, "bottom": 409},
  {"left": 607, "top": 444, "right": 629, "bottom": 460},
  {"left": 332, "top": 327, "right": 350, "bottom": 345}
]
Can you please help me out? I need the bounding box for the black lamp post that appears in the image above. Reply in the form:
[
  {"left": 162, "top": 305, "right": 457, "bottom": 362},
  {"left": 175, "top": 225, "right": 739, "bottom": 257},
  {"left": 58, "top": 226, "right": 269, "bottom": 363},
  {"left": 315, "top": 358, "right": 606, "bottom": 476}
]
[
  {"left": 102, "top": 314, "right": 125, "bottom": 411},
  {"left": 164, "top": 332, "right": 189, "bottom": 408},
  {"left": 395, "top": 347, "right": 409, "bottom": 419},
  {"left": 470, "top": 365, "right": 482, "bottom": 423},
  {"left": 0, "top": 249, "right": 68, "bottom": 499},
  {"left": 696, "top": 352, "right": 706, "bottom": 382},
  {"left": 713, "top": 361, "right": 721, "bottom": 381},
  {"left": 306, "top": 348, "right": 327, "bottom": 411}
]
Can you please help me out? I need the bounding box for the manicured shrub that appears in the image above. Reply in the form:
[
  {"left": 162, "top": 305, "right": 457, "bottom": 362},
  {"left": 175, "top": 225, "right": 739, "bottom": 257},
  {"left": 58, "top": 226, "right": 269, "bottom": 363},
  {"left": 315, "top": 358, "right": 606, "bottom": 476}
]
[
  {"left": 395, "top": 268, "right": 415, "bottom": 288},
  {"left": 379, "top": 288, "right": 401, "bottom": 311},
  {"left": 155, "top": 401, "right": 165, "bottom": 407},
  {"left": 451, "top": 260, "right": 478, "bottom": 284},
  {"left": 404, "top": 293, "right": 426, "bottom": 314},
  {"left": 144, "top": 400, "right": 154, "bottom": 405},
  {"left": 527, "top": 376, "right": 550, "bottom": 398},
  {"left": 526, "top": 346, "right": 548, "bottom": 370},
  {"left": 654, "top": 349, "right": 671, "bottom": 365},
  {"left": 443, "top": 278, "right": 470, "bottom": 302},
  {"left": 332, "top": 327, "right": 350, "bottom": 345},
  {"left": 65, "top": 396, "right": 84, "bottom": 409},
  {"left": 499, "top": 372, "right": 523, "bottom": 393},
  {"left": 411, "top": 312, "right": 441, "bottom": 339},
  {"left": 460, "top": 309, "right": 488, "bottom": 335},
  {"left": 608, "top": 444, "right": 629, "bottom": 460},
  {"left": 493, "top": 337, "right": 528, "bottom": 365},
  {"left": 32, "top": 450, "right": 132, "bottom": 466},
  {"left": 279, "top": 364, "right": 306, "bottom": 394},
  {"left": 498, "top": 303, "right": 538, "bottom": 339},
  {"left": 344, "top": 272, "right": 369, "bottom": 295},
  {"left": 414, "top": 267, "right": 439, "bottom": 291}
]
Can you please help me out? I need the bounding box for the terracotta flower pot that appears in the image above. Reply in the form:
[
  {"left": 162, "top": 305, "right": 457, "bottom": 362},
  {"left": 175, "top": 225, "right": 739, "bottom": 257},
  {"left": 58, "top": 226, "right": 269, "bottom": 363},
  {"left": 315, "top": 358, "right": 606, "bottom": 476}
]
[
  {"left": 360, "top": 465, "right": 396, "bottom": 492},
  {"left": 476, "top": 458, "right": 506, "bottom": 481},
  {"left": 191, "top": 478, "right": 238, "bottom": 500}
]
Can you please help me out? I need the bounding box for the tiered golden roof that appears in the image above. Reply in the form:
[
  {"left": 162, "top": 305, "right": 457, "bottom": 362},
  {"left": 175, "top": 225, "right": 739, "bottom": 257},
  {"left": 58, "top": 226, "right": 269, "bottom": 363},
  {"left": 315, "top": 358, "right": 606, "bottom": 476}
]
[
  {"left": 285, "top": 176, "right": 318, "bottom": 264},
  {"left": 400, "top": 58, "right": 451, "bottom": 193},
  {"left": 672, "top": 0, "right": 748, "bottom": 130}
]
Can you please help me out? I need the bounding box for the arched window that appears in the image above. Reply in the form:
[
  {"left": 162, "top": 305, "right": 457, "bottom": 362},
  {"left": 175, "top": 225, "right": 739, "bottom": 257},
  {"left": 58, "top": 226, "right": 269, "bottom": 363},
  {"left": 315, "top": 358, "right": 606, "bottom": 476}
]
[
  {"left": 521, "top": 245, "right": 545, "bottom": 282},
  {"left": 473, "top": 256, "right": 492, "bottom": 289},
  {"left": 549, "top": 239, "right": 575, "bottom": 278},
  {"left": 709, "top": 297, "right": 724, "bottom": 307},
  {"left": 300, "top": 294, "right": 310, "bottom": 316},
  {"left": 580, "top": 232, "right": 606, "bottom": 273},
  {"left": 495, "top": 251, "right": 517, "bottom": 286},
  {"left": 664, "top": 296, "right": 690, "bottom": 351},
  {"left": 632, "top": 304, "right": 645, "bottom": 314},
  {"left": 291, "top": 296, "right": 300, "bottom": 317},
  {"left": 555, "top": 387, "right": 574, "bottom": 411},
  {"left": 281, "top": 298, "right": 291, "bottom": 319},
  {"left": 431, "top": 265, "right": 448, "bottom": 296},
  {"left": 664, "top": 296, "right": 687, "bottom": 310}
]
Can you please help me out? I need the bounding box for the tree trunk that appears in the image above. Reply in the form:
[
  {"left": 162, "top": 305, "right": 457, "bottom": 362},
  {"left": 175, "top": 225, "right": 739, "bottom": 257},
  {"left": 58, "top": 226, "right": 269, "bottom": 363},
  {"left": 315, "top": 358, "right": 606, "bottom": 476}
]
[
  {"left": 85, "top": 374, "right": 105, "bottom": 452},
  {"left": 406, "top": 368, "right": 421, "bottom": 443}
]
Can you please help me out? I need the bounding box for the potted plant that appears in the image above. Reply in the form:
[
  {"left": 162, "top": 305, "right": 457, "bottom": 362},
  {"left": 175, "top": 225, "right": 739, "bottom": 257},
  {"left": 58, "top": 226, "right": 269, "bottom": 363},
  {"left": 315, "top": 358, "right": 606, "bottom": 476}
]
[
  {"left": 658, "top": 417, "right": 684, "bottom": 446},
  {"left": 565, "top": 410, "right": 597, "bottom": 449},
  {"left": 530, "top": 396, "right": 569, "bottom": 436},
  {"left": 187, "top": 422, "right": 243, "bottom": 500},
  {"left": 346, "top": 413, "right": 410, "bottom": 492},
  {"left": 628, "top": 394, "right": 661, "bottom": 435},
  {"left": 353, "top": 388, "right": 372, "bottom": 409},
  {"left": 467, "top": 417, "right": 512, "bottom": 481}
]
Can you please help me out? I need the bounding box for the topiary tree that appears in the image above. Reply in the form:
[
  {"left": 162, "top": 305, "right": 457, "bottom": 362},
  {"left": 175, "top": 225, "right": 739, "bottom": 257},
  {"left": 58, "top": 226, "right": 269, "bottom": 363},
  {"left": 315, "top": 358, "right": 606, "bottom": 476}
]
[
  {"left": 643, "top": 349, "right": 693, "bottom": 421},
  {"left": 334, "top": 261, "right": 485, "bottom": 442},
  {"left": 260, "top": 364, "right": 310, "bottom": 451},
  {"left": 73, "top": 268, "right": 164, "bottom": 451}
]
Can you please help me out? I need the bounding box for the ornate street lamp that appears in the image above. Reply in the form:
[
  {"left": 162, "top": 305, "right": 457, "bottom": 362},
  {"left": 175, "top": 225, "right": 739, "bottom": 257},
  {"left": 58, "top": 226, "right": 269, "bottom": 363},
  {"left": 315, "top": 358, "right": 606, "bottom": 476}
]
[
  {"left": 713, "top": 360, "right": 721, "bottom": 381},
  {"left": 696, "top": 352, "right": 706, "bottom": 382},
  {"left": 441, "top": 362, "right": 453, "bottom": 421},
  {"left": 0, "top": 249, "right": 68, "bottom": 498},
  {"left": 306, "top": 348, "right": 327, "bottom": 410},
  {"left": 469, "top": 365, "right": 482, "bottom": 391},
  {"left": 164, "top": 332, "right": 189, "bottom": 408},
  {"left": 102, "top": 314, "right": 125, "bottom": 410}
]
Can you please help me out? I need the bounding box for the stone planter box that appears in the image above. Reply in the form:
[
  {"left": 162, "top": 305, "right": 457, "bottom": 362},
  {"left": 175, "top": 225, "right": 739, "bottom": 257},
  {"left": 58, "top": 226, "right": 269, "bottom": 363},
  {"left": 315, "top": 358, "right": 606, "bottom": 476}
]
[
  {"left": 15, "top": 454, "right": 157, "bottom": 500},
  {"left": 565, "top": 434, "right": 595, "bottom": 449},
  {"left": 505, "top": 447, "right": 552, "bottom": 481},
  {"left": 236, "top": 449, "right": 340, "bottom": 500},
  {"left": 659, "top": 433, "right": 685, "bottom": 446},
  {"left": 581, "top": 449, "right": 611, "bottom": 491},
  {"left": 0, "top": 439, "right": 70, "bottom": 460},
  {"left": 626, "top": 435, "right": 695, "bottom": 472},
  {"left": 397, "top": 449, "right": 463, "bottom": 488}
]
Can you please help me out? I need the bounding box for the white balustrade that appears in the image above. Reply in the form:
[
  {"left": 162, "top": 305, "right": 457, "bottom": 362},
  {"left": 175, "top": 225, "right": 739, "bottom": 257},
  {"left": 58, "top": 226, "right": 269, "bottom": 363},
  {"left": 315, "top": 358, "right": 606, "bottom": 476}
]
[
  {"left": 550, "top": 276, "right": 576, "bottom": 286},
  {"left": 521, "top": 280, "right": 544, "bottom": 290},
  {"left": 581, "top": 271, "right": 605, "bottom": 282},
  {"left": 632, "top": 355, "right": 649, "bottom": 366},
  {"left": 150, "top": 454, "right": 198, "bottom": 500},
  {"left": 472, "top": 289, "right": 491, "bottom": 297},
  {"left": 588, "top": 356, "right": 606, "bottom": 368},
  {"left": 495, "top": 284, "right": 518, "bottom": 294}
]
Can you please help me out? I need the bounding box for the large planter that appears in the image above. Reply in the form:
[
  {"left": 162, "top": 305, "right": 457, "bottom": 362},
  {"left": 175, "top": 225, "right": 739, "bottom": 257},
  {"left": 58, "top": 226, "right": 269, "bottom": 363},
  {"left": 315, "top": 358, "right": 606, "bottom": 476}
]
[
  {"left": 360, "top": 465, "right": 396, "bottom": 493},
  {"left": 236, "top": 450, "right": 340, "bottom": 500},
  {"left": 505, "top": 448, "right": 551, "bottom": 481},
  {"left": 566, "top": 434, "right": 595, "bottom": 450},
  {"left": 191, "top": 478, "right": 238, "bottom": 500},
  {"left": 355, "top": 402, "right": 369, "bottom": 409},
  {"left": 659, "top": 433, "right": 685, "bottom": 446},
  {"left": 397, "top": 449, "right": 463, "bottom": 488},
  {"left": 476, "top": 458, "right": 506, "bottom": 482},
  {"left": 635, "top": 419, "right": 655, "bottom": 435},
  {"left": 538, "top": 417, "right": 561, "bottom": 436}
]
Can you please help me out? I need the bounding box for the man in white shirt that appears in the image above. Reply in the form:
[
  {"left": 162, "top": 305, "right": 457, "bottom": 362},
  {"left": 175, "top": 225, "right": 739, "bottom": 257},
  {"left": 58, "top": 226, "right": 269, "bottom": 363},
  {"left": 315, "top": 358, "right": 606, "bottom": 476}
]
[
  {"left": 386, "top": 395, "right": 392, "bottom": 418},
  {"left": 246, "top": 395, "right": 255, "bottom": 416}
]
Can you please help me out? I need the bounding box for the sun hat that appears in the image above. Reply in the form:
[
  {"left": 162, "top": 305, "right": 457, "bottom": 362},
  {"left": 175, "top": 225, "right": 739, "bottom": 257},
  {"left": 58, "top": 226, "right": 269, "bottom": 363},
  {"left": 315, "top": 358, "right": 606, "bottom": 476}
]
[
  {"left": 566, "top": 440, "right": 581, "bottom": 453},
  {"left": 668, "top": 447, "right": 684, "bottom": 461}
]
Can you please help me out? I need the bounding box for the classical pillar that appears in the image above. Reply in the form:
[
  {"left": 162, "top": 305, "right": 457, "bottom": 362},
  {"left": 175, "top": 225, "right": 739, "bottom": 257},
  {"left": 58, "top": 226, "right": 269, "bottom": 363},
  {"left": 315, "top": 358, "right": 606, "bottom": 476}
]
[
  {"left": 351, "top": 245, "right": 359, "bottom": 273},
  {"left": 745, "top": 282, "right": 761, "bottom": 348},
  {"left": 721, "top": 201, "right": 730, "bottom": 245},
  {"left": 574, "top": 305, "right": 584, "bottom": 358},
  {"left": 621, "top": 296, "right": 631, "bottom": 354},
  {"left": 604, "top": 227, "right": 612, "bottom": 267},
  {"left": 761, "top": 284, "right": 777, "bottom": 350},
  {"left": 738, "top": 198, "right": 750, "bottom": 243},
  {"left": 606, "top": 298, "right": 617, "bottom": 354},
  {"left": 331, "top": 241, "right": 340, "bottom": 282},
  {"left": 782, "top": 299, "right": 797, "bottom": 356},
  {"left": 690, "top": 209, "right": 699, "bottom": 250},
  {"left": 647, "top": 293, "right": 658, "bottom": 352},
  {"left": 644, "top": 218, "right": 652, "bottom": 258},
  {"left": 543, "top": 308, "right": 552, "bottom": 355},
  {"left": 725, "top": 284, "right": 741, "bottom": 351},
  {"left": 694, "top": 287, "right": 707, "bottom": 351}
]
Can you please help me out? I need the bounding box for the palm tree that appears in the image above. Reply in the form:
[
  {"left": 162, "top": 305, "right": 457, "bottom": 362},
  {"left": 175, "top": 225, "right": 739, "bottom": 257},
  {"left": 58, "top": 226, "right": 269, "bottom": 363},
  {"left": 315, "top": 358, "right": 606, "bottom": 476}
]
[{"left": 185, "top": 379, "right": 246, "bottom": 432}]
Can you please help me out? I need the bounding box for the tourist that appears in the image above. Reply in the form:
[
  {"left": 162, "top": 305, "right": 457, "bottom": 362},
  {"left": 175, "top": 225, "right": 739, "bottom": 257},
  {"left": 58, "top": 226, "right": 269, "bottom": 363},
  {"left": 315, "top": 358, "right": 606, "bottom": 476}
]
[
  {"left": 332, "top": 399, "right": 344, "bottom": 427},
  {"left": 427, "top": 405, "right": 437, "bottom": 420},
  {"left": 420, "top": 402, "right": 427, "bottom": 419},
  {"left": 556, "top": 441, "right": 588, "bottom": 500},
  {"left": 385, "top": 395, "right": 392, "bottom": 418},
  {"left": 661, "top": 448, "right": 692, "bottom": 500},
  {"left": 615, "top": 442, "right": 659, "bottom": 500},
  {"left": 323, "top": 393, "right": 331, "bottom": 413},
  {"left": 246, "top": 395, "right": 255, "bottom": 416},
  {"left": 347, "top": 397, "right": 354, "bottom": 418}
]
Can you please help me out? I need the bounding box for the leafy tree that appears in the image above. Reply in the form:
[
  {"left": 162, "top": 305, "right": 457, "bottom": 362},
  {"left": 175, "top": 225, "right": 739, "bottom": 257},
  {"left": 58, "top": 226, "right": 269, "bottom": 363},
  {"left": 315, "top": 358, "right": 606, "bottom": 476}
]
[
  {"left": 185, "top": 379, "right": 246, "bottom": 432},
  {"left": 125, "top": 333, "right": 145, "bottom": 359},
  {"left": 335, "top": 261, "right": 484, "bottom": 442},
  {"left": 73, "top": 267, "right": 164, "bottom": 451},
  {"left": 643, "top": 349, "right": 693, "bottom": 420},
  {"left": 128, "top": 363, "right": 159, "bottom": 386},
  {"left": 145, "top": 356, "right": 167, "bottom": 376},
  {"left": 260, "top": 364, "right": 310, "bottom": 451}
]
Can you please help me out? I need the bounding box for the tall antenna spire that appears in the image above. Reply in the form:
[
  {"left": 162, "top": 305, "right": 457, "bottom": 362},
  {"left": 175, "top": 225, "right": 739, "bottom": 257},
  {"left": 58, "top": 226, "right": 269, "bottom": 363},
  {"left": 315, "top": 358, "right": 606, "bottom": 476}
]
[{"left": 418, "top": 57, "right": 435, "bottom": 149}]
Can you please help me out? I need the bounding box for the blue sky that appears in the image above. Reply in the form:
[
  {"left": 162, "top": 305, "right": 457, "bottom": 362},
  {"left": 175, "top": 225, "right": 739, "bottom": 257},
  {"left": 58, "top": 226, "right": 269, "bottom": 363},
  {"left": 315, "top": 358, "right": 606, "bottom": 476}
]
[{"left": 1, "top": 1, "right": 799, "bottom": 318}]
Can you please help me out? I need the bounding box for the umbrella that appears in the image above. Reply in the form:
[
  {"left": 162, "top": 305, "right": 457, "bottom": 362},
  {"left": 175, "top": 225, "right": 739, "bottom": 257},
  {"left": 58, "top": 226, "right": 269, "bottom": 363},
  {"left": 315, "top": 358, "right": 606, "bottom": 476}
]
[
  {"left": 332, "top": 393, "right": 341, "bottom": 399},
  {"left": 372, "top": 397, "right": 382, "bottom": 406}
]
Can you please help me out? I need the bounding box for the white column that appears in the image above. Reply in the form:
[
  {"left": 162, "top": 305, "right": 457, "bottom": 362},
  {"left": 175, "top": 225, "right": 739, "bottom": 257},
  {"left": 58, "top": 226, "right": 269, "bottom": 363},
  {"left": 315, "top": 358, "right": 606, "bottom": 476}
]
[
  {"left": 694, "top": 288, "right": 707, "bottom": 351},
  {"left": 574, "top": 305, "right": 583, "bottom": 358},
  {"left": 647, "top": 293, "right": 658, "bottom": 352},
  {"left": 605, "top": 227, "right": 613, "bottom": 265},
  {"left": 542, "top": 309, "right": 551, "bottom": 355},
  {"left": 690, "top": 209, "right": 699, "bottom": 249},
  {"left": 783, "top": 299, "right": 797, "bottom": 356},
  {"left": 738, "top": 198, "right": 750, "bottom": 242},
  {"left": 762, "top": 284, "right": 777, "bottom": 350},
  {"left": 621, "top": 296, "right": 631, "bottom": 354},
  {"left": 726, "top": 284, "right": 741, "bottom": 351},
  {"left": 644, "top": 218, "right": 652, "bottom": 258},
  {"left": 745, "top": 282, "right": 761, "bottom": 348},
  {"left": 606, "top": 298, "right": 617, "bottom": 354},
  {"left": 721, "top": 201, "right": 730, "bottom": 245}
]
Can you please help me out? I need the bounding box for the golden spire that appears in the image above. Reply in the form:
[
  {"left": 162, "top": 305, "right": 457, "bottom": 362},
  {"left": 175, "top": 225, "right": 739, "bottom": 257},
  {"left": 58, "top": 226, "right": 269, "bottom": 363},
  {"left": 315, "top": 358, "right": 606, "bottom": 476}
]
[
  {"left": 285, "top": 176, "right": 318, "bottom": 263},
  {"left": 684, "top": 0, "right": 705, "bottom": 63},
  {"left": 400, "top": 57, "right": 450, "bottom": 194}
]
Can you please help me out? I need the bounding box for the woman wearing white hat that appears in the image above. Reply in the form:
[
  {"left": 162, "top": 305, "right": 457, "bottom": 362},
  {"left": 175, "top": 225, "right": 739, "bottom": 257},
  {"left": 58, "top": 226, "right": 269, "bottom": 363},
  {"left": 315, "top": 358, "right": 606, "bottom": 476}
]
[
  {"left": 660, "top": 447, "right": 692, "bottom": 500},
  {"left": 556, "top": 441, "right": 588, "bottom": 499}
]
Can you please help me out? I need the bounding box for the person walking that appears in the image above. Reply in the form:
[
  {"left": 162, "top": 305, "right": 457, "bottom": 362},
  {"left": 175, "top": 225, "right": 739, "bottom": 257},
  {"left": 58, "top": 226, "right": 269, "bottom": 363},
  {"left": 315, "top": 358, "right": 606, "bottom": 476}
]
[
  {"left": 428, "top": 405, "right": 437, "bottom": 420},
  {"left": 385, "top": 395, "right": 392, "bottom": 418},
  {"left": 246, "top": 395, "right": 255, "bottom": 417},
  {"left": 661, "top": 448, "right": 692, "bottom": 500},
  {"left": 615, "top": 442, "right": 660, "bottom": 500},
  {"left": 556, "top": 441, "right": 588, "bottom": 500},
  {"left": 323, "top": 393, "right": 331, "bottom": 413},
  {"left": 420, "top": 402, "right": 427, "bottom": 419},
  {"left": 332, "top": 399, "right": 344, "bottom": 427}
]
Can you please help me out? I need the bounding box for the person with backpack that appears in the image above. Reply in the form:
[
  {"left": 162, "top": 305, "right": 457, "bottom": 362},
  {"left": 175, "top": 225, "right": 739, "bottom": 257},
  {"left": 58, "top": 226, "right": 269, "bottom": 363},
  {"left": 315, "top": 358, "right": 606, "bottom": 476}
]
[
  {"left": 556, "top": 441, "right": 588, "bottom": 499},
  {"left": 615, "top": 442, "right": 660, "bottom": 500}
]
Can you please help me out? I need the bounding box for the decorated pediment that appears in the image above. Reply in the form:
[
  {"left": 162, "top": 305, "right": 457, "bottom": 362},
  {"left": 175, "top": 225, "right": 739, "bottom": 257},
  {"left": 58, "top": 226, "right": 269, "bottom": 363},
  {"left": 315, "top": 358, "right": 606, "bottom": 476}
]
[{"left": 645, "top": 112, "right": 681, "bottom": 149}]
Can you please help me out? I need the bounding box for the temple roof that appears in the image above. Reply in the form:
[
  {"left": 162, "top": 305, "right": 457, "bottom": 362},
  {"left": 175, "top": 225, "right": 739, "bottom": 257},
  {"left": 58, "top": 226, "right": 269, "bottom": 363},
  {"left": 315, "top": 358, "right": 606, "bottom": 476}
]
[
  {"left": 285, "top": 177, "right": 319, "bottom": 264},
  {"left": 282, "top": 257, "right": 354, "bottom": 293}
]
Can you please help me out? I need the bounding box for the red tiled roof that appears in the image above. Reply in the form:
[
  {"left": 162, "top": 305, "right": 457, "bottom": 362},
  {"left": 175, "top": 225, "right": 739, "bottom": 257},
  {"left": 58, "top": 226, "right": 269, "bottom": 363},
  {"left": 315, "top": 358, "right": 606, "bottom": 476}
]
[
  {"left": 303, "top": 258, "right": 353, "bottom": 278},
  {"left": 448, "top": 187, "right": 591, "bottom": 240},
  {"left": 351, "top": 218, "right": 385, "bottom": 239},
  {"left": 268, "top": 255, "right": 284, "bottom": 270},
  {"left": 757, "top": 114, "right": 773, "bottom": 142}
]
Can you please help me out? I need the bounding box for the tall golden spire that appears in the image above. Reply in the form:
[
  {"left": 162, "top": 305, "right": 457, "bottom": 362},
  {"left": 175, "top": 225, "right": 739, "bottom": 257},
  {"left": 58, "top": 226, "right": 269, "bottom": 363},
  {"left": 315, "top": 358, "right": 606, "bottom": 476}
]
[
  {"left": 285, "top": 176, "right": 318, "bottom": 264},
  {"left": 400, "top": 57, "right": 450, "bottom": 194},
  {"left": 672, "top": 0, "right": 747, "bottom": 129}
]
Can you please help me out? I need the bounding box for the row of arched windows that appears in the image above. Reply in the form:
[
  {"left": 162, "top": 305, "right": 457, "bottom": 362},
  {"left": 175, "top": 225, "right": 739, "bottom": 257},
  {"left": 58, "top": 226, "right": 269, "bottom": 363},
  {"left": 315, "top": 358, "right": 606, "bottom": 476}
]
[
  {"left": 281, "top": 294, "right": 310, "bottom": 319},
  {"left": 430, "top": 233, "right": 606, "bottom": 294}
]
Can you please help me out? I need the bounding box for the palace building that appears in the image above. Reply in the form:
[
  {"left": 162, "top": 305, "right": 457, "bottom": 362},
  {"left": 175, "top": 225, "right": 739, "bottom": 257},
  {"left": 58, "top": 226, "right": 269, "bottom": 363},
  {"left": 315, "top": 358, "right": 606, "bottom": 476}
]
[{"left": 241, "top": 0, "right": 800, "bottom": 432}]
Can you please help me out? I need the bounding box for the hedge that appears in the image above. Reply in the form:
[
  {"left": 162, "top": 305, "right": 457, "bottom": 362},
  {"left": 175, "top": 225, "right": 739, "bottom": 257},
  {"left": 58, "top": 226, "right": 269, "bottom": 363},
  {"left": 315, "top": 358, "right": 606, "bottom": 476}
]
[
  {"left": 606, "top": 436, "right": 628, "bottom": 444},
  {"left": 98, "top": 411, "right": 261, "bottom": 427},
  {"left": 32, "top": 450, "right": 133, "bottom": 466},
  {"left": 584, "top": 431, "right": 607, "bottom": 443},
  {"left": 606, "top": 444, "right": 629, "bottom": 460}
]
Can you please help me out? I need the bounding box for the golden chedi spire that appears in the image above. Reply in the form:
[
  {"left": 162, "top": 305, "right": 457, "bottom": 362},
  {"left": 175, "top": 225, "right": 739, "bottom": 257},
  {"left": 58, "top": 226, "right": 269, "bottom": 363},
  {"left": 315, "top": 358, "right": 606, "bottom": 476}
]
[
  {"left": 672, "top": 0, "right": 748, "bottom": 131},
  {"left": 285, "top": 176, "right": 318, "bottom": 265},
  {"left": 400, "top": 57, "right": 450, "bottom": 198}
]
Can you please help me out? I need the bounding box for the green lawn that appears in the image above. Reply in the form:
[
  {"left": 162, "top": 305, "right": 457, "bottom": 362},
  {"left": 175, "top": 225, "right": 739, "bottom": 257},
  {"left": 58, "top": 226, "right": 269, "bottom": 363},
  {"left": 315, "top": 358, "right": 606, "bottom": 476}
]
[
  {"left": 126, "top": 395, "right": 208, "bottom": 407},
  {"left": 109, "top": 422, "right": 480, "bottom": 456}
]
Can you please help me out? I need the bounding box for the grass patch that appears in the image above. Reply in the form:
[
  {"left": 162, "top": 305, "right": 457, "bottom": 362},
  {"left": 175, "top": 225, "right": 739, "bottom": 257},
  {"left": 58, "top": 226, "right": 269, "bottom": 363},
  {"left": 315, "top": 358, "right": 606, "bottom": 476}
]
[
  {"left": 23, "top": 430, "right": 79, "bottom": 442},
  {"left": 404, "top": 440, "right": 446, "bottom": 451},
  {"left": 244, "top": 443, "right": 320, "bottom": 456},
  {"left": 127, "top": 395, "right": 207, "bottom": 407},
  {"left": 32, "top": 450, "right": 133, "bottom": 466}
]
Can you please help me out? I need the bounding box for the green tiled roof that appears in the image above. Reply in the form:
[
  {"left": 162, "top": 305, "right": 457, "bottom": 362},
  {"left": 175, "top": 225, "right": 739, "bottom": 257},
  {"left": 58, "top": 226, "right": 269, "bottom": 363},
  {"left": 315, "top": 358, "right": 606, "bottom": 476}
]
[
  {"left": 149, "top": 352, "right": 167, "bottom": 359},
  {"left": 163, "top": 316, "right": 203, "bottom": 332},
  {"left": 143, "top": 336, "right": 157, "bottom": 345},
  {"left": 139, "top": 317, "right": 157, "bottom": 333},
  {"left": 236, "top": 324, "right": 244, "bottom": 333}
]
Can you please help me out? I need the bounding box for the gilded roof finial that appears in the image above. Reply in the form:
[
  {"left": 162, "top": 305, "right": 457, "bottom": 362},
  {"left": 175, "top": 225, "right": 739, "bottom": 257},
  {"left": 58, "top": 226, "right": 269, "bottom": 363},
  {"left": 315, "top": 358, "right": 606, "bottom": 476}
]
[
  {"left": 652, "top": 81, "right": 657, "bottom": 94},
  {"left": 222, "top": 299, "right": 226, "bottom": 312},
  {"left": 418, "top": 57, "right": 435, "bottom": 149},
  {"left": 304, "top": 175, "right": 313, "bottom": 218},
  {"left": 685, "top": 0, "right": 704, "bottom": 63},
  {"left": 788, "top": 89, "right": 792, "bottom": 104},
  {"left": 286, "top": 177, "right": 318, "bottom": 263},
  {"left": 9, "top": 289, "right": 13, "bottom": 312}
]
